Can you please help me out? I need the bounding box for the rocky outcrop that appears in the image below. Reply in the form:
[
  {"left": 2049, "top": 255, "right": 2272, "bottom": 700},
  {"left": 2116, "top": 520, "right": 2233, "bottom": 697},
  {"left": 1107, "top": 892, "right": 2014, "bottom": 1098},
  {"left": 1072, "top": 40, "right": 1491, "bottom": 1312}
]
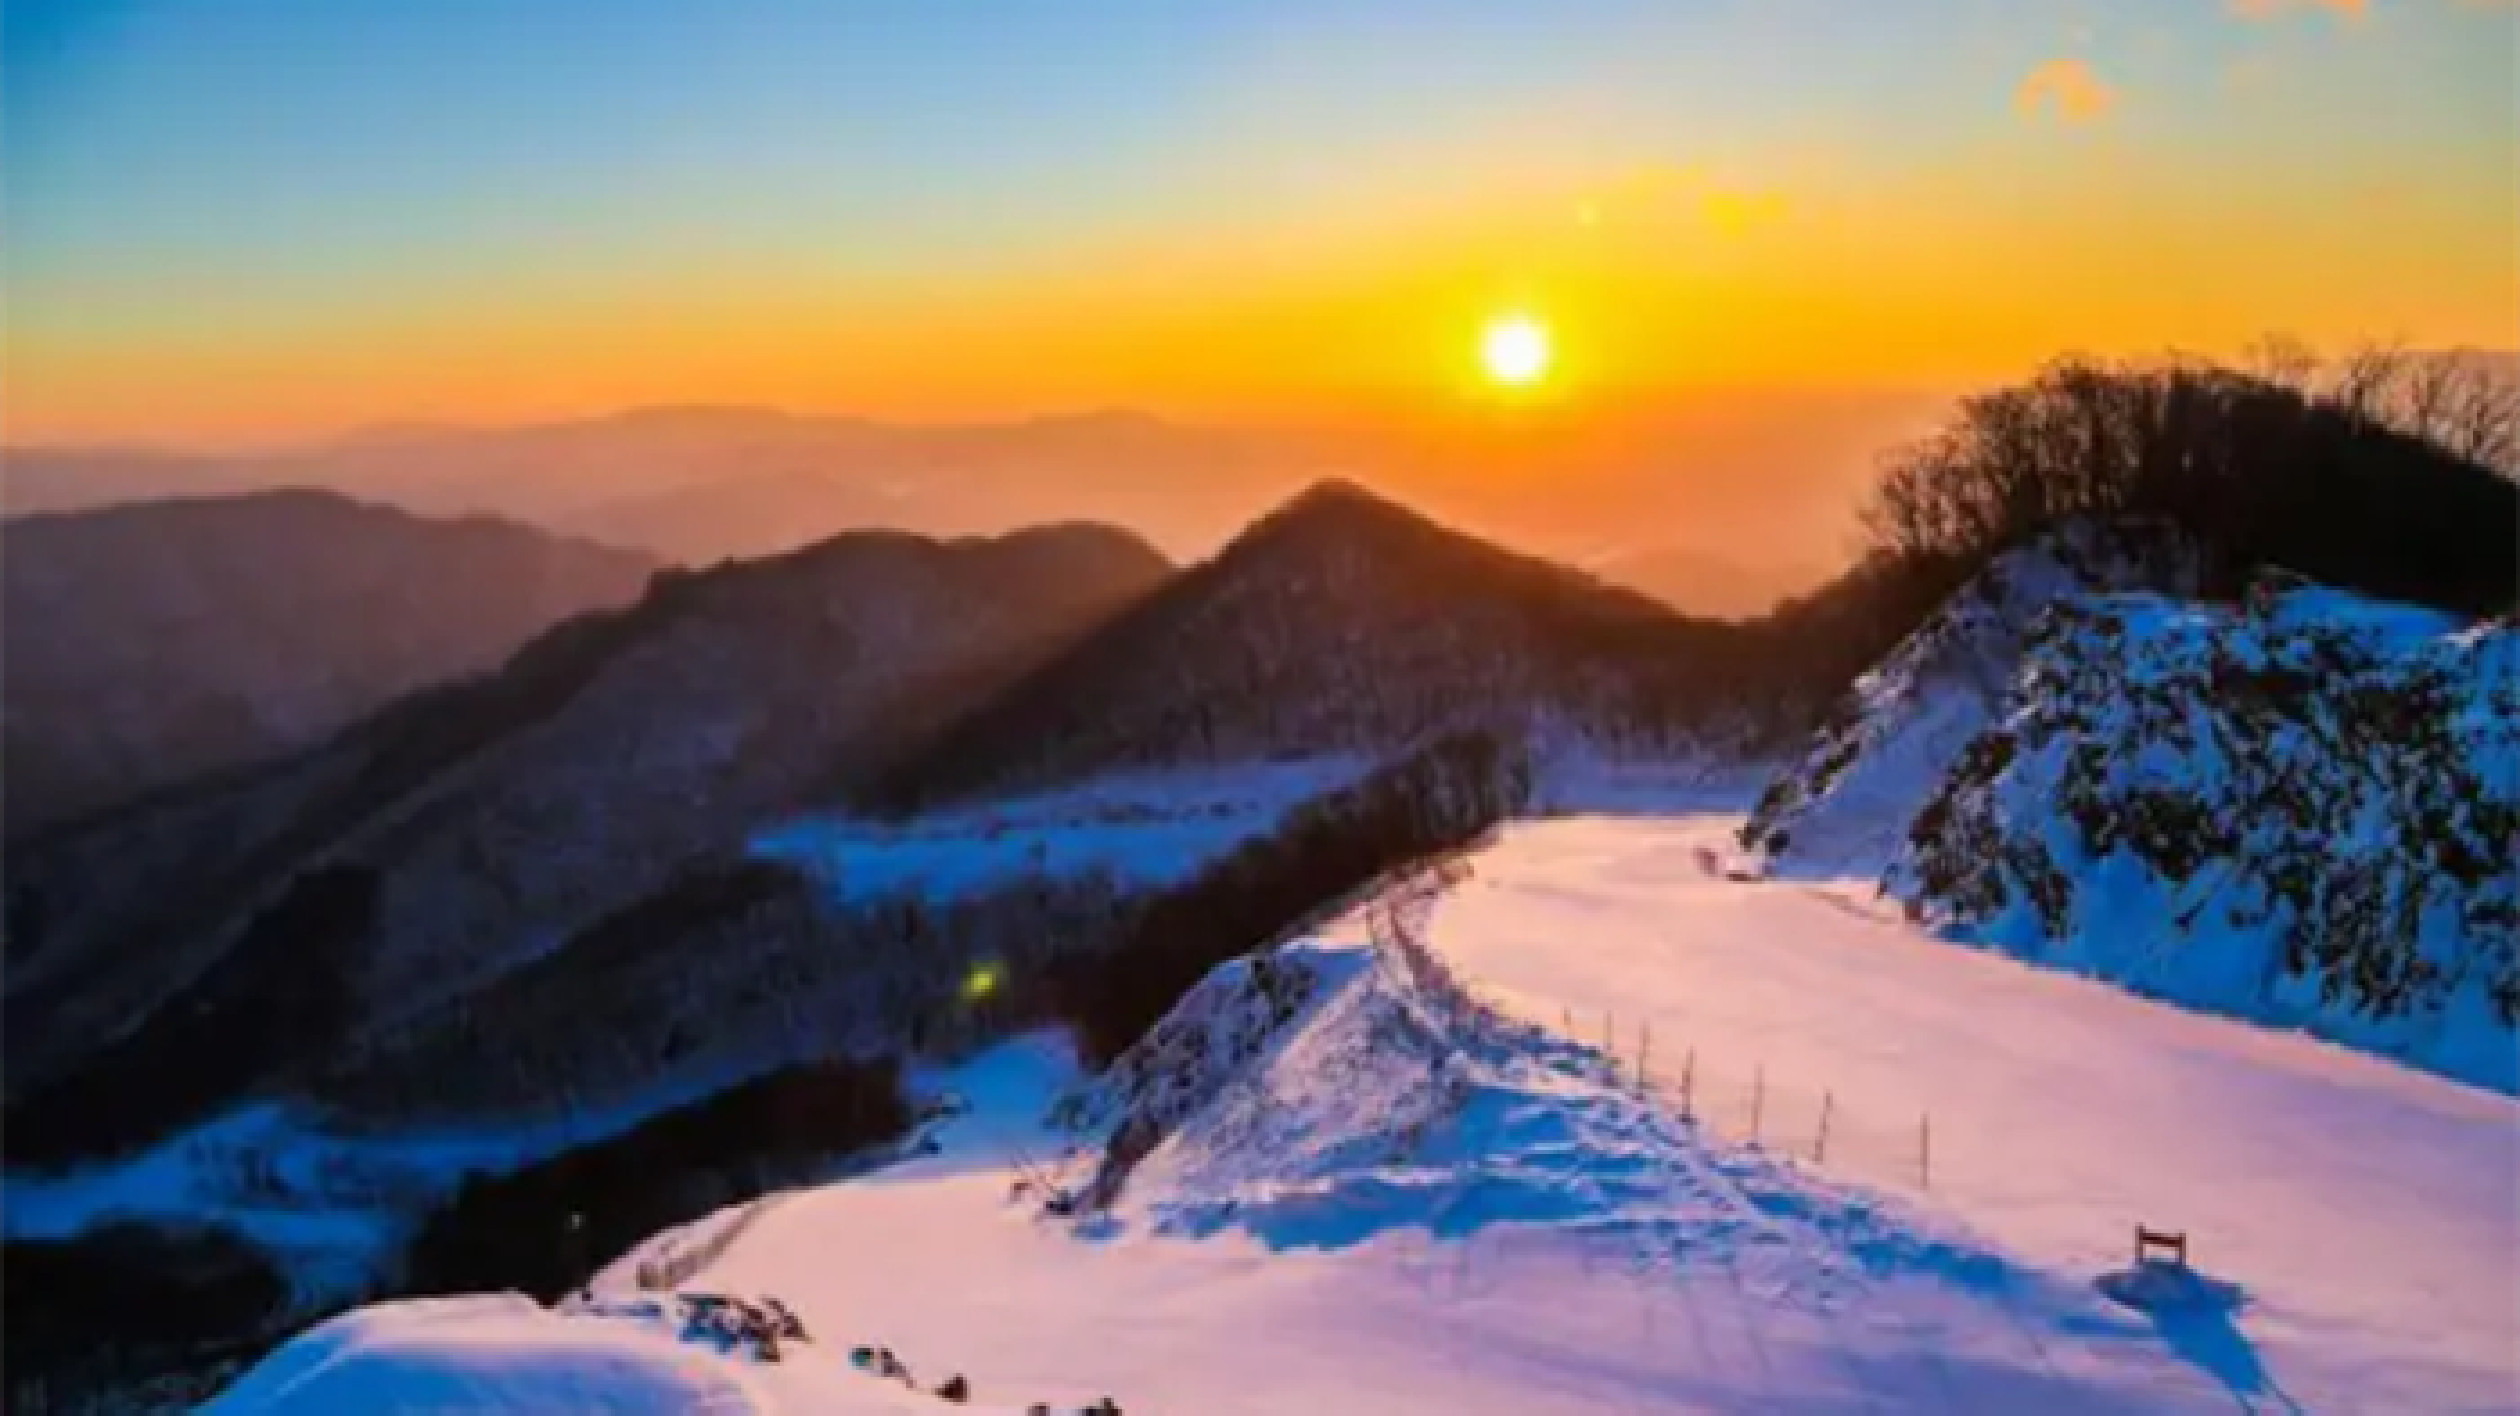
[
  {"left": 1741, "top": 521, "right": 2199, "bottom": 872},
  {"left": 1889, "top": 582, "right": 2517, "bottom": 1091}
]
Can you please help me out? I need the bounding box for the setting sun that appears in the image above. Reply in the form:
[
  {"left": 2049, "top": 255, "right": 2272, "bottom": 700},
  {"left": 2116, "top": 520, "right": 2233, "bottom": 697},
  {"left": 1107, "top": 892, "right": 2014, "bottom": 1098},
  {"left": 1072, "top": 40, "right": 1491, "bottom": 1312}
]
[{"left": 1482, "top": 314, "right": 1553, "bottom": 389}]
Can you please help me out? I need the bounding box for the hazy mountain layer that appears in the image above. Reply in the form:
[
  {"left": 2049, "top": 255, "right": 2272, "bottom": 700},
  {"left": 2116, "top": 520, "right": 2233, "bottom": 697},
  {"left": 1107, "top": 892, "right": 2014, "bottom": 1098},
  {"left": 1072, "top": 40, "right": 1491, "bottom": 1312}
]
[
  {"left": 4, "top": 522, "right": 1170, "bottom": 1159},
  {"left": 4, "top": 490, "right": 656, "bottom": 836}
]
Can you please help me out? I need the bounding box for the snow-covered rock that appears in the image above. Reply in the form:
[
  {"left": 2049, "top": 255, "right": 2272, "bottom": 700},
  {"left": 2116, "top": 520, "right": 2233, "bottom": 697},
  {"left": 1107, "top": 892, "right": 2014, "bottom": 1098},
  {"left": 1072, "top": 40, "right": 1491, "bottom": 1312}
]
[
  {"left": 1889, "top": 583, "right": 2518, "bottom": 1091},
  {"left": 1049, "top": 943, "right": 1341, "bottom": 1210},
  {"left": 1741, "top": 521, "right": 2198, "bottom": 874}
]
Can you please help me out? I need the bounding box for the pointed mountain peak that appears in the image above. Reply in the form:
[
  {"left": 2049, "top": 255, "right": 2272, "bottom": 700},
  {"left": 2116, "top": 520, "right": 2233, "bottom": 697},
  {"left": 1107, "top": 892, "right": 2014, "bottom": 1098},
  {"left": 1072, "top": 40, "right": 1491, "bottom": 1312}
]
[
  {"left": 1276, "top": 476, "right": 1415, "bottom": 520},
  {"left": 1222, "top": 477, "right": 1454, "bottom": 564}
]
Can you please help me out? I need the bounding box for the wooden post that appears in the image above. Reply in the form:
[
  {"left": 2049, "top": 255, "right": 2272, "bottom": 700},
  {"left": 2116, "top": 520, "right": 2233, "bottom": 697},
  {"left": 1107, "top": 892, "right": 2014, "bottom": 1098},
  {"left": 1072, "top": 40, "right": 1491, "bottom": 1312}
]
[
  {"left": 1919, "top": 1112, "right": 1932, "bottom": 1191},
  {"left": 1813, "top": 1092, "right": 1833, "bottom": 1164},
  {"left": 1680, "top": 1048, "right": 1697, "bottom": 1123},
  {"left": 1750, "top": 1066, "right": 1765, "bottom": 1146},
  {"left": 1636, "top": 1023, "right": 1653, "bottom": 1094}
]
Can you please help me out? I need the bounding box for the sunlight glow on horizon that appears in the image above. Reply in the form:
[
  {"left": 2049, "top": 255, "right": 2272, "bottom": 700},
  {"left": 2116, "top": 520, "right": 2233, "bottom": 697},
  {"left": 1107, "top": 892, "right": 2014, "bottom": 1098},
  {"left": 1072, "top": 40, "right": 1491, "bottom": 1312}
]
[{"left": 4, "top": 0, "right": 2512, "bottom": 446}]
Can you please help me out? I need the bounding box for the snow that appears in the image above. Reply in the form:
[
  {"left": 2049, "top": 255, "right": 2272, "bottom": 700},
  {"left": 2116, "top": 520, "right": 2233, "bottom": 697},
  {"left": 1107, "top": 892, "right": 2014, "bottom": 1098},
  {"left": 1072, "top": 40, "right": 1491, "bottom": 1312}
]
[
  {"left": 1744, "top": 523, "right": 2199, "bottom": 876},
  {"left": 6, "top": 764, "right": 1379, "bottom": 1279},
  {"left": 1, "top": 1104, "right": 501, "bottom": 1312},
  {"left": 751, "top": 761, "right": 1367, "bottom": 900},
  {"left": 198, "top": 1294, "right": 992, "bottom": 1414},
  {"left": 202, "top": 801, "right": 2517, "bottom": 1413},
  {"left": 1740, "top": 548, "right": 2515, "bottom": 1093},
  {"left": 2, "top": 1075, "right": 799, "bottom": 1294},
  {"left": 1425, "top": 813, "right": 2520, "bottom": 1414},
  {"left": 1889, "top": 585, "right": 2518, "bottom": 1091},
  {"left": 603, "top": 969, "right": 2204, "bottom": 1416},
  {"left": 1529, "top": 752, "right": 1775, "bottom": 819}
]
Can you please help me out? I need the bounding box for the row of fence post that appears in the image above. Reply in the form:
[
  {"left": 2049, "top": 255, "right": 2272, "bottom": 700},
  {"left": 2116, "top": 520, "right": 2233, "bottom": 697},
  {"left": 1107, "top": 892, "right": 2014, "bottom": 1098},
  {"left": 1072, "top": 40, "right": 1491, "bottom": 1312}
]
[{"left": 1580, "top": 1008, "right": 1934, "bottom": 1192}]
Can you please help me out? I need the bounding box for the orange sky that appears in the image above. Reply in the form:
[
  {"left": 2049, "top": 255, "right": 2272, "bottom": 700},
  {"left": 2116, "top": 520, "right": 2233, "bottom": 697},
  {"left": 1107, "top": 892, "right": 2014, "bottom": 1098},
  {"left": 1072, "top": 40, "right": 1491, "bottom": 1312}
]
[{"left": 7, "top": 0, "right": 2514, "bottom": 447}]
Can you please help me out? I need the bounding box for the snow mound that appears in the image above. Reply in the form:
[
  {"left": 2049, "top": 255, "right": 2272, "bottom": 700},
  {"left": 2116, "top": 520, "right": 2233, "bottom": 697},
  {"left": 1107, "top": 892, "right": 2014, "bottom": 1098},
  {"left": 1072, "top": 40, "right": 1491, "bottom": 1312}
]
[
  {"left": 1060, "top": 897, "right": 2008, "bottom": 1314},
  {"left": 1891, "top": 581, "right": 2518, "bottom": 1091},
  {"left": 1052, "top": 944, "right": 1348, "bottom": 1154},
  {"left": 1743, "top": 521, "right": 2199, "bottom": 873},
  {"left": 200, "top": 1291, "right": 1019, "bottom": 1414},
  {"left": 2093, "top": 1261, "right": 2247, "bottom": 1318}
]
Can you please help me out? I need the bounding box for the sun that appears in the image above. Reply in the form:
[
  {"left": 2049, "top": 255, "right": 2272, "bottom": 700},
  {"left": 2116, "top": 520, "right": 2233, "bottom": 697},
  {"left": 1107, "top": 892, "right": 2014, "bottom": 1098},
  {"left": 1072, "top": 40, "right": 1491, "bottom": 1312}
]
[{"left": 1481, "top": 313, "right": 1552, "bottom": 388}]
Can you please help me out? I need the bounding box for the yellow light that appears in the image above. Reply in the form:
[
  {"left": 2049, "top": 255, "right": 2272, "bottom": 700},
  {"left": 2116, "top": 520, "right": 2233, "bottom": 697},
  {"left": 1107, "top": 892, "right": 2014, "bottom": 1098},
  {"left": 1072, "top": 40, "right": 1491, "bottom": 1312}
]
[
  {"left": 961, "top": 962, "right": 1004, "bottom": 1004},
  {"left": 1481, "top": 314, "right": 1552, "bottom": 388}
]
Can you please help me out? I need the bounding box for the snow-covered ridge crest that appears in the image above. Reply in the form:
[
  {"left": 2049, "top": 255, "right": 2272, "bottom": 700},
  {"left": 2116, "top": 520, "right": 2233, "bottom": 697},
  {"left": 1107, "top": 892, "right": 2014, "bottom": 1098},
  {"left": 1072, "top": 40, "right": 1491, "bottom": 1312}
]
[
  {"left": 1890, "top": 580, "right": 2518, "bottom": 1091},
  {"left": 1742, "top": 519, "right": 2200, "bottom": 873},
  {"left": 1048, "top": 854, "right": 1483, "bottom": 1211},
  {"left": 1050, "top": 856, "right": 1981, "bottom": 1293}
]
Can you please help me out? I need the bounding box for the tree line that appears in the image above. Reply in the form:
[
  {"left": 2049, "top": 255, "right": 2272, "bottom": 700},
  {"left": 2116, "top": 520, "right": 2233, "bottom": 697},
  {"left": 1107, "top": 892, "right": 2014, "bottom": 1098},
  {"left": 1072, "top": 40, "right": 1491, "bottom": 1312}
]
[
  {"left": 1047, "top": 729, "right": 1533, "bottom": 1065},
  {"left": 1860, "top": 348, "right": 2514, "bottom": 616},
  {"left": 1739, "top": 345, "right": 2516, "bottom": 731}
]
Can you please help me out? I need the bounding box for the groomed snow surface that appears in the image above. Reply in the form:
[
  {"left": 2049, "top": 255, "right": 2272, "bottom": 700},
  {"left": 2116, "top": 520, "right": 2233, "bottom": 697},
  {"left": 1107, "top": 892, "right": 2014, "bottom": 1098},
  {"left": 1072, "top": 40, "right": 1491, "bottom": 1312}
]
[{"left": 213, "top": 812, "right": 2518, "bottom": 1414}]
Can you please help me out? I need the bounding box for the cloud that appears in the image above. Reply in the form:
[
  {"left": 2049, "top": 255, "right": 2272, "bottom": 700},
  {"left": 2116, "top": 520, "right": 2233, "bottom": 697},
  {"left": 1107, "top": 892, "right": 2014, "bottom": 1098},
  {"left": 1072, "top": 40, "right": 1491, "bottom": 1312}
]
[
  {"left": 2228, "top": 0, "right": 2369, "bottom": 18},
  {"left": 2015, "top": 59, "right": 2119, "bottom": 124}
]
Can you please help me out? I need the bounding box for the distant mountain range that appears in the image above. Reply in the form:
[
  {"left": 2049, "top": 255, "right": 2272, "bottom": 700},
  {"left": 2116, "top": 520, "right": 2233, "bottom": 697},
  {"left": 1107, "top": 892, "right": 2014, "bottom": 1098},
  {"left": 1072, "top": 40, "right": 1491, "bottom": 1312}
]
[
  {"left": 2, "top": 401, "right": 1906, "bottom": 611},
  {"left": 1586, "top": 541, "right": 1834, "bottom": 621},
  {"left": 3, "top": 490, "right": 656, "bottom": 837},
  {"left": 5, "top": 515, "right": 1170, "bottom": 1149},
  {"left": 3, "top": 408, "right": 1332, "bottom": 566},
  {"left": 3, "top": 481, "right": 1770, "bottom": 1167}
]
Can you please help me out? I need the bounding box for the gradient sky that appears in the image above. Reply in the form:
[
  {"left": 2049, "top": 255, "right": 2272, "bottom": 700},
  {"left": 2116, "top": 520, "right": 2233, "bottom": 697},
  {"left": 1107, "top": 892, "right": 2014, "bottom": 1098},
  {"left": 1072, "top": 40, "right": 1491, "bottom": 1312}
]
[{"left": 5, "top": 0, "right": 2514, "bottom": 444}]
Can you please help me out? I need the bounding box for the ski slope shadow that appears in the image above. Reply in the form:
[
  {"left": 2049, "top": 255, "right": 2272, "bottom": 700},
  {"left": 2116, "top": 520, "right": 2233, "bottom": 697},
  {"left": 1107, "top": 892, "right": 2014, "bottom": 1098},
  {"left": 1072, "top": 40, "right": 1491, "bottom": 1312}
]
[
  {"left": 2095, "top": 1264, "right": 2306, "bottom": 1414},
  {"left": 1146, "top": 1152, "right": 1622, "bottom": 1254},
  {"left": 2154, "top": 1311, "right": 2303, "bottom": 1415},
  {"left": 1749, "top": 1348, "right": 2167, "bottom": 1416}
]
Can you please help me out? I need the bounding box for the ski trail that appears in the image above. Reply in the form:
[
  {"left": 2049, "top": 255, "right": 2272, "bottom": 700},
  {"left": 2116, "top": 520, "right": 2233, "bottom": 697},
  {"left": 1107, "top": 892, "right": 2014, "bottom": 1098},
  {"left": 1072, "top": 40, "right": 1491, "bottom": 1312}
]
[{"left": 1426, "top": 862, "right": 2068, "bottom": 1416}]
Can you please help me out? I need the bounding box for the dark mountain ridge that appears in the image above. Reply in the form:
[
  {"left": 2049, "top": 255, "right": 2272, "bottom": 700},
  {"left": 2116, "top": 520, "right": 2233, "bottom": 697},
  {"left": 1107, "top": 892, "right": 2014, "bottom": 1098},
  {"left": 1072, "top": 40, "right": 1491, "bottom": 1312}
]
[
  {"left": 863, "top": 478, "right": 1761, "bottom": 813},
  {"left": 3, "top": 488, "right": 658, "bottom": 837},
  {"left": 5, "top": 408, "right": 1329, "bottom": 566},
  {"left": 4, "top": 478, "right": 1772, "bottom": 1170},
  {"left": 4, "top": 520, "right": 1171, "bottom": 1158}
]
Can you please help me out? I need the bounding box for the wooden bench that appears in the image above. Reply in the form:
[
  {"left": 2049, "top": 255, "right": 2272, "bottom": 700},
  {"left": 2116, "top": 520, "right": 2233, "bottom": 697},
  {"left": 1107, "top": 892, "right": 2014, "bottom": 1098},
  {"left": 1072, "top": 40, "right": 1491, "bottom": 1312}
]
[{"left": 2135, "top": 1226, "right": 2189, "bottom": 1268}]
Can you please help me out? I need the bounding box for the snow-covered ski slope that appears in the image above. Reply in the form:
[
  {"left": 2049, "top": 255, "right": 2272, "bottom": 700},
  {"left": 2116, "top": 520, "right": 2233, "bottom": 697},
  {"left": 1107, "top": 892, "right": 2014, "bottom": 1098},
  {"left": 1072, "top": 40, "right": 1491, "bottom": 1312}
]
[
  {"left": 1431, "top": 813, "right": 2519, "bottom": 1414},
  {"left": 212, "top": 808, "right": 2518, "bottom": 1414}
]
